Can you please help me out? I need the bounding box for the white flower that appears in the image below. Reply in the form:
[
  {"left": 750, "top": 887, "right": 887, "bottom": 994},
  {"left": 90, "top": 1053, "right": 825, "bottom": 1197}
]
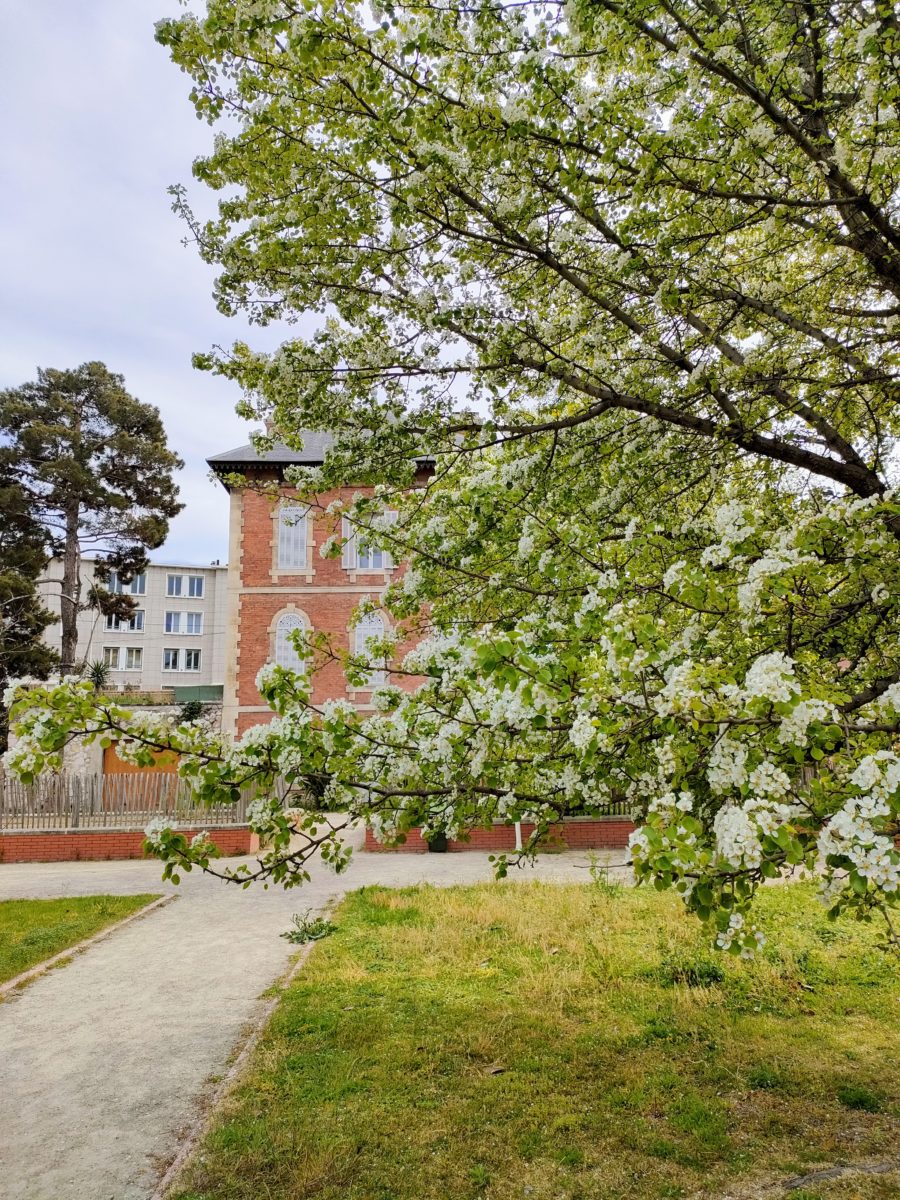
[
  {"left": 744, "top": 652, "right": 800, "bottom": 703},
  {"left": 777, "top": 698, "right": 837, "bottom": 746},
  {"left": 748, "top": 761, "right": 791, "bottom": 798},
  {"left": 569, "top": 711, "right": 597, "bottom": 750},
  {"left": 144, "top": 817, "right": 171, "bottom": 849},
  {"left": 714, "top": 803, "right": 762, "bottom": 869},
  {"left": 708, "top": 736, "right": 749, "bottom": 793}
]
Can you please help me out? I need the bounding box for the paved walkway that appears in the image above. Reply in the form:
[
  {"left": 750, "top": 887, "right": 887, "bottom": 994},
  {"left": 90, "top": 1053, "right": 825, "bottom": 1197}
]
[{"left": 0, "top": 837, "right": 626, "bottom": 1200}]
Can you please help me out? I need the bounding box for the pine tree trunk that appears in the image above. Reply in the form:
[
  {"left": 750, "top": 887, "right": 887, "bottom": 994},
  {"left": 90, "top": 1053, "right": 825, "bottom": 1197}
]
[{"left": 59, "top": 502, "right": 81, "bottom": 676}]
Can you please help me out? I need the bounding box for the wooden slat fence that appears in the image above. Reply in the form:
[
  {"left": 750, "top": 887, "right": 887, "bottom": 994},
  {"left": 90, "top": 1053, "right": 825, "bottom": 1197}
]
[{"left": 0, "top": 772, "right": 249, "bottom": 831}]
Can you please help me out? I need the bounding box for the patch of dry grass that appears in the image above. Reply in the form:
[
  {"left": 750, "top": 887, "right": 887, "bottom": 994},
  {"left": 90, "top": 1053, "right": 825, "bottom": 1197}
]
[{"left": 172, "top": 883, "right": 898, "bottom": 1200}]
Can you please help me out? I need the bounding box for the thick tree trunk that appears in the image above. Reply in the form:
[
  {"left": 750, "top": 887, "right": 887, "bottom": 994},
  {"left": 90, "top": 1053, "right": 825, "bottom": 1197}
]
[{"left": 59, "top": 502, "right": 81, "bottom": 676}]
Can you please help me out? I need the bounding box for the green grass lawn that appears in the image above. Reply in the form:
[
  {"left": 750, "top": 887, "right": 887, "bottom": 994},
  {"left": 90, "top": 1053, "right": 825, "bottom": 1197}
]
[
  {"left": 173, "top": 882, "right": 899, "bottom": 1200},
  {"left": 0, "top": 894, "right": 160, "bottom": 985}
]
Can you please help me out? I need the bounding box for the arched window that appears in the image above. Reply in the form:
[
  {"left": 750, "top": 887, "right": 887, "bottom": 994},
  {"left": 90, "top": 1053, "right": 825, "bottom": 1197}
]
[
  {"left": 274, "top": 612, "right": 307, "bottom": 672},
  {"left": 277, "top": 503, "right": 309, "bottom": 570},
  {"left": 354, "top": 611, "right": 387, "bottom": 687}
]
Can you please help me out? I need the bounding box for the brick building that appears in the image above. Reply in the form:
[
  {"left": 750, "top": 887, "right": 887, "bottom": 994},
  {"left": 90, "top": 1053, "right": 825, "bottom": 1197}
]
[
  {"left": 208, "top": 433, "right": 428, "bottom": 737},
  {"left": 208, "top": 433, "right": 635, "bottom": 852}
]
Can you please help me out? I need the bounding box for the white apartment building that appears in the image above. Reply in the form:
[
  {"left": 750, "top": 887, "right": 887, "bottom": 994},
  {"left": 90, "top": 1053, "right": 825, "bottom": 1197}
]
[{"left": 37, "top": 559, "right": 229, "bottom": 693}]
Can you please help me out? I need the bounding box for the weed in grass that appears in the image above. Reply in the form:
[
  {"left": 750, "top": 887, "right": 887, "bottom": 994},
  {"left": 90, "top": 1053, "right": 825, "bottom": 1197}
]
[
  {"left": 588, "top": 853, "right": 625, "bottom": 895},
  {"left": 836, "top": 1083, "right": 883, "bottom": 1112},
  {"left": 748, "top": 1065, "right": 783, "bottom": 1091},
  {"left": 280, "top": 910, "right": 337, "bottom": 945},
  {"left": 553, "top": 1146, "right": 584, "bottom": 1168},
  {"left": 468, "top": 1162, "right": 490, "bottom": 1190},
  {"left": 656, "top": 946, "right": 725, "bottom": 988}
]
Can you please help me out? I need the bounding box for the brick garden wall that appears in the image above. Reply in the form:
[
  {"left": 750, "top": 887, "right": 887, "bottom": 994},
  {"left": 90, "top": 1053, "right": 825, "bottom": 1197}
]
[
  {"left": 0, "top": 827, "right": 258, "bottom": 864},
  {"left": 364, "top": 818, "right": 636, "bottom": 854}
]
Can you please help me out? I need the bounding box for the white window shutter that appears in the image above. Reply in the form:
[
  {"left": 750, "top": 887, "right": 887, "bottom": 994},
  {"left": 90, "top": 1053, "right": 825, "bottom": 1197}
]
[
  {"left": 341, "top": 516, "right": 357, "bottom": 569},
  {"left": 384, "top": 510, "right": 399, "bottom": 568},
  {"left": 275, "top": 613, "right": 306, "bottom": 672},
  {"left": 278, "top": 504, "right": 308, "bottom": 570}
]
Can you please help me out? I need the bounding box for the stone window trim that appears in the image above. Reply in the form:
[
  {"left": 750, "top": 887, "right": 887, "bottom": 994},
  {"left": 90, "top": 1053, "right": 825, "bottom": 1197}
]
[
  {"left": 346, "top": 609, "right": 391, "bottom": 697},
  {"left": 271, "top": 500, "right": 316, "bottom": 582},
  {"left": 267, "top": 604, "right": 312, "bottom": 674}
]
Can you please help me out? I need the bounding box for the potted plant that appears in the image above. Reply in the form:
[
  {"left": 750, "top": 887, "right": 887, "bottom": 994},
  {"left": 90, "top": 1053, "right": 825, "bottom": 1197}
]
[{"left": 425, "top": 828, "right": 448, "bottom": 853}]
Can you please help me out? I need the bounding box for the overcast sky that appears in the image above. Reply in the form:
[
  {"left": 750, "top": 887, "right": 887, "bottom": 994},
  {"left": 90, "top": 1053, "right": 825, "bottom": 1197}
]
[{"left": 0, "top": 1, "right": 292, "bottom": 565}]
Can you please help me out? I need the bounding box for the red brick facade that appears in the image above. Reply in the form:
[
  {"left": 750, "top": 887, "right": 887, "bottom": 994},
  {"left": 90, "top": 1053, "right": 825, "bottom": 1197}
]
[
  {"left": 0, "top": 827, "right": 258, "bottom": 863},
  {"left": 210, "top": 454, "right": 428, "bottom": 736}
]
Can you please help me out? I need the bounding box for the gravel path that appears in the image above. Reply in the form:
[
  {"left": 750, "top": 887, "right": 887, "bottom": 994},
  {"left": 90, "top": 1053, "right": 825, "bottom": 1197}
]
[{"left": 0, "top": 837, "right": 626, "bottom": 1200}]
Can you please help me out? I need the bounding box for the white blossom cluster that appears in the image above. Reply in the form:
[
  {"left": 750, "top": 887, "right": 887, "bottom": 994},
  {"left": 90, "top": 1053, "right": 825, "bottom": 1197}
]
[
  {"left": 743, "top": 652, "right": 800, "bottom": 704},
  {"left": 715, "top": 911, "right": 765, "bottom": 956},
  {"left": 713, "top": 803, "right": 763, "bottom": 870}
]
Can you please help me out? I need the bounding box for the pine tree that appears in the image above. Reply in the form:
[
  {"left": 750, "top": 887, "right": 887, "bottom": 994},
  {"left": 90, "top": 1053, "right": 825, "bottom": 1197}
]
[
  {"left": 0, "top": 458, "right": 57, "bottom": 748},
  {"left": 0, "top": 363, "right": 183, "bottom": 673}
]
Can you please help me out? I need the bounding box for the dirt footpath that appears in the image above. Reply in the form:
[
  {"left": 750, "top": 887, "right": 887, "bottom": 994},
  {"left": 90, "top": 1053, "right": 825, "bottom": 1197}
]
[{"left": 0, "top": 840, "right": 624, "bottom": 1199}]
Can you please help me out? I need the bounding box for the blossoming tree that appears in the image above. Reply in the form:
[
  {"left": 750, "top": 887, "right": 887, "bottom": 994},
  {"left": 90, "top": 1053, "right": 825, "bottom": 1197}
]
[{"left": 7, "top": 0, "right": 900, "bottom": 951}]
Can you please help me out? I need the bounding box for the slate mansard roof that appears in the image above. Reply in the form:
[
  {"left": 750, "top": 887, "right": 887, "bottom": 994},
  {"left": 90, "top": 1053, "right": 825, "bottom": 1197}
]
[{"left": 207, "top": 431, "right": 336, "bottom": 481}]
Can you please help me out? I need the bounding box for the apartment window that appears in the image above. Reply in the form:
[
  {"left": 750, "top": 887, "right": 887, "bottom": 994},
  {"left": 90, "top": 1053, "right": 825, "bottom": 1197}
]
[
  {"left": 188, "top": 575, "right": 204, "bottom": 598},
  {"left": 274, "top": 613, "right": 306, "bottom": 673},
  {"left": 167, "top": 574, "right": 182, "bottom": 597},
  {"left": 277, "top": 504, "right": 309, "bottom": 570},
  {"left": 186, "top": 612, "right": 203, "bottom": 635},
  {"left": 163, "top": 648, "right": 179, "bottom": 672},
  {"left": 165, "top": 611, "right": 181, "bottom": 634},
  {"left": 184, "top": 649, "right": 201, "bottom": 672},
  {"left": 353, "top": 611, "right": 387, "bottom": 687},
  {"left": 105, "top": 610, "right": 144, "bottom": 632},
  {"left": 108, "top": 571, "right": 146, "bottom": 596},
  {"left": 125, "top": 647, "right": 143, "bottom": 671},
  {"left": 102, "top": 646, "right": 120, "bottom": 669}
]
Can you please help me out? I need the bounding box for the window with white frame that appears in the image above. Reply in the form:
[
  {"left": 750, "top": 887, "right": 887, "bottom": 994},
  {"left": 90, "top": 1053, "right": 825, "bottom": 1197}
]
[
  {"left": 274, "top": 612, "right": 307, "bottom": 672},
  {"left": 166, "top": 574, "right": 182, "bottom": 597},
  {"left": 184, "top": 648, "right": 201, "bottom": 672},
  {"left": 164, "top": 611, "right": 181, "bottom": 634},
  {"left": 125, "top": 647, "right": 143, "bottom": 671},
  {"left": 353, "top": 611, "right": 387, "bottom": 687},
  {"left": 108, "top": 571, "right": 146, "bottom": 595},
  {"left": 102, "top": 646, "right": 120, "bottom": 669},
  {"left": 163, "top": 648, "right": 179, "bottom": 671},
  {"left": 277, "top": 504, "right": 309, "bottom": 570},
  {"left": 357, "top": 542, "right": 386, "bottom": 569},
  {"left": 186, "top": 612, "right": 203, "bottom": 635},
  {"left": 342, "top": 514, "right": 395, "bottom": 571},
  {"left": 188, "top": 575, "right": 204, "bottom": 598},
  {"left": 105, "top": 609, "right": 144, "bottom": 632}
]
